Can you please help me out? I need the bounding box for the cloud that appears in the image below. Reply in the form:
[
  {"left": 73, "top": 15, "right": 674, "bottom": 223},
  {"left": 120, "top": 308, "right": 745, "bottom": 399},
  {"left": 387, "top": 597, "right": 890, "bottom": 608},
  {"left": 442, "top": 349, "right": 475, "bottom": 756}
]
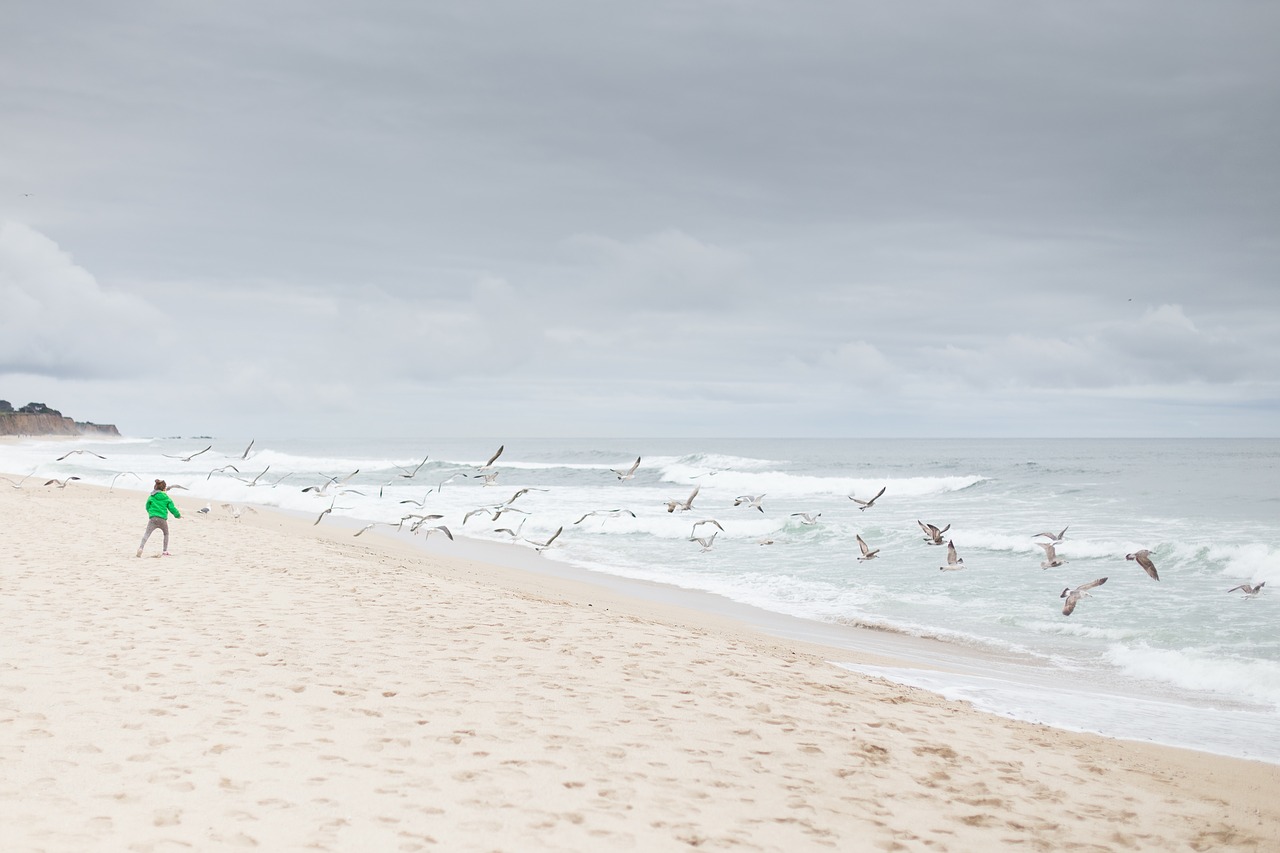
[{"left": 0, "top": 222, "right": 166, "bottom": 378}]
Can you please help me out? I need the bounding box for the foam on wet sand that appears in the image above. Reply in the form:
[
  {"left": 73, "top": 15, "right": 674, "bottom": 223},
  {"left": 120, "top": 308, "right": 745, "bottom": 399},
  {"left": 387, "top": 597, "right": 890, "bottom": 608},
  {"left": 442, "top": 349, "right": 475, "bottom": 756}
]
[{"left": 1, "top": 480, "right": 1277, "bottom": 851}]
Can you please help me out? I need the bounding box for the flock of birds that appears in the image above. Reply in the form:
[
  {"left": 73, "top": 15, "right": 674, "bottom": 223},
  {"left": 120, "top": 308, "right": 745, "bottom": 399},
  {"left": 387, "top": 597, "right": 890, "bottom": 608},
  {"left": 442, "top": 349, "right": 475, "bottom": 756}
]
[{"left": 9, "top": 442, "right": 1270, "bottom": 618}]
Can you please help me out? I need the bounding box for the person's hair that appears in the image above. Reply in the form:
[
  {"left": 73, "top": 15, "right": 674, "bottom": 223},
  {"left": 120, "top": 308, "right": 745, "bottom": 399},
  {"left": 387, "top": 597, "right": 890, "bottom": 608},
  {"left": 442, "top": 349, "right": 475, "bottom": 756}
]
[{"left": 154, "top": 479, "right": 167, "bottom": 491}]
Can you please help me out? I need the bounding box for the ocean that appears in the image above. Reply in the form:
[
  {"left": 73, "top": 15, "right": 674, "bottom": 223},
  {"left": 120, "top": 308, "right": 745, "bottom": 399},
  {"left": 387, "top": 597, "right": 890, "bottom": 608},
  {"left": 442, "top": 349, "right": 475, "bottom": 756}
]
[{"left": 6, "top": 435, "right": 1278, "bottom": 764}]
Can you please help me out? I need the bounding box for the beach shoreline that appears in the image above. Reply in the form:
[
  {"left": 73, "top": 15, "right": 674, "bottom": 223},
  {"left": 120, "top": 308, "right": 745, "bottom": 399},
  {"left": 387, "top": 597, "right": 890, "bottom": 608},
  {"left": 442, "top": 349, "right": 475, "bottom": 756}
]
[{"left": 2, "top": 478, "right": 1277, "bottom": 850}]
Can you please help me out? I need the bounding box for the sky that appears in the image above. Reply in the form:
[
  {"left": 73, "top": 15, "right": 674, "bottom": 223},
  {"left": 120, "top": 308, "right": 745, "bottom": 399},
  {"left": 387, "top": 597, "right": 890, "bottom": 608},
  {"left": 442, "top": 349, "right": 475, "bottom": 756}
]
[{"left": 2, "top": 1, "right": 1278, "bottom": 438}]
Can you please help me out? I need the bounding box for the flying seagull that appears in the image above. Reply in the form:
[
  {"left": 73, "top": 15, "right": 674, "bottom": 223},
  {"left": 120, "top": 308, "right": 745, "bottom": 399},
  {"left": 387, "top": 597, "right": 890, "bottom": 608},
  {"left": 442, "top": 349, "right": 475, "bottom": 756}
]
[
  {"left": 1038, "top": 541, "right": 1067, "bottom": 569},
  {"left": 734, "top": 493, "right": 766, "bottom": 512},
  {"left": 527, "top": 526, "right": 563, "bottom": 553},
  {"left": 417, "top": 524, "right": 454, "bottom": 541},
  {"left": 163, "top": 445, "right": 212, "bottom": 462},
  {"left": 1061, "top": 577, "right": 1108, "bottom": 616},
  {"left": 1034, "top": 526, "right": 1069, "bottom": 544},
  {"left": 1227, "top": 582, "right": 1265, "bottom": 598},
  {"left": 938, "top": 540, "right": 965, "bottom": 571},
  {"left": 574, "top": 508, "right": 638, "bottom": 525},
  {"left": 791, "top": 512, "right": 822, "bottom": 525},
  {"left": 611, "top": 457, "right": 641, "bottom": 481},
  {"left": 56, "top": 449, "right": 107, "bottom": 461},
  {"left": 109, "top": 471, "right": 141, "bottom": 491},
  {"left": 664, "top": 485, "right": 700, "bottom": 513},
  {"left": 850, "top": 486, "right": 886, "bottom": 511},
  {"left": 856, "top": 534, "right": 880, "bottom": 562},
  {"left": 396, "top": 450, "right": 427, "bottom": 479},
  {"left": 235, "top": 439, "right": 255, "bottom": 460},
  {"left": 479, "top": 444, "right": 504, "bottom": 470},
  {"left": 690, "top": 518, "right": 725, "bottom": 536},
  {"left": 43, "top": 477, "right": 81, "bottom": 488},
  {"left": 690, "top": 531, "right": 719, "bottom": 552},
  {"left": 1125, "top": 549, "right": 1160, "bottom": 581},
  {"left": 1, "top": 470, "right": 36, "bottom": 488},
  {"left": 207, "top": 464, "right": 240, "bottom": 480},
  {"left": 918, "top": 520, "right": 951, "bottom": 545}
]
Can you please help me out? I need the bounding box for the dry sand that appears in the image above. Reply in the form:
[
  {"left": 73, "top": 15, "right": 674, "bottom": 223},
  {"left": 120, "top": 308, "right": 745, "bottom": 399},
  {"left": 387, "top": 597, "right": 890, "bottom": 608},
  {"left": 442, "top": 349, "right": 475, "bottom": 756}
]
[{"left": 1, "top": 480, "right": 1276, "bottom": 851}]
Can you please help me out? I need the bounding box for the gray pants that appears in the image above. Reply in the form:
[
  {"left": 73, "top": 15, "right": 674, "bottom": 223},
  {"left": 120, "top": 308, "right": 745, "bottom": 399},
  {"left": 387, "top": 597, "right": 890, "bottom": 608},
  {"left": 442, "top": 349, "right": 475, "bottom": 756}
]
[{"left": 139, "top": 517, "right": 170, "bottom": 551}]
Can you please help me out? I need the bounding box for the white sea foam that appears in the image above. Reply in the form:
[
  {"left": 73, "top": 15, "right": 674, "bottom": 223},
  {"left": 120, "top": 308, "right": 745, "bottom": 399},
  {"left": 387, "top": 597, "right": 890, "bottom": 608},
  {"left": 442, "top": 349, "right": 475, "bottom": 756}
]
[{"left": 1105, "top": 643, "right": 1280, "bottom": 711}]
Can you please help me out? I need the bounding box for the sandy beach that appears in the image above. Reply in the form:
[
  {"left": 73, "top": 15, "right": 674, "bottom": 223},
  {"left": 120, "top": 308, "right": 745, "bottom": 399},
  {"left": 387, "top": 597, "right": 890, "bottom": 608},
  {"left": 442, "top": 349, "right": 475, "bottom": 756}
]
[{"left": 1, "top": 479, "right": 1277, "bottom": 852}]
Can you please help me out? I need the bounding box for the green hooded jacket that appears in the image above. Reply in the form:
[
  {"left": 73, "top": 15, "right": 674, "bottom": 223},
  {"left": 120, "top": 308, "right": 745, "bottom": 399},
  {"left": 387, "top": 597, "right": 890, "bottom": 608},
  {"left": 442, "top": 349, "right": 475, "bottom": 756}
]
[{"left": 146, "top": 490, "right": 181, "bottom": 519}]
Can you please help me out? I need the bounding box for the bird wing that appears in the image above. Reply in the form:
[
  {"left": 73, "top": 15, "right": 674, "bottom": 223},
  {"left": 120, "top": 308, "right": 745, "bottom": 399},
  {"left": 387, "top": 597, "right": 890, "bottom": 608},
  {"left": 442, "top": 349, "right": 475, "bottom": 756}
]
[
  {"left": 856, "top": 535, "right": 870, "bottom": 556},
  {"left": 1078, "top": 577, "right": 1108, "bottom": 592},
  {"left": 946, "top": 541, "right": 959, "bottom": 564}
]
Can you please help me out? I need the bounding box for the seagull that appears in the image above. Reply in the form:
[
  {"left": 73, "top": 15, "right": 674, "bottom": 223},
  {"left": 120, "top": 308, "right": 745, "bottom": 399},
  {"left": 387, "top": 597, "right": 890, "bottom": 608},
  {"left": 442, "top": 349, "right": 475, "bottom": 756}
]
[
  {"left": 1227, "top": 582, "right": 1265, "bottom": 598},
  {"left": 1125, "top": 549, "right": 1160, "bottom": 581},
  {"left": 757, "top": 537, "right": 776, "bottom": 546},
  {"left": 527, "top": 526, "right": 563, "bottom": 552},
  {"left": 1, "top": 470, "right": 36, "bottom": 488},
  {"left": 1061, "top": 577, "right": 1108, "bottom": 616},
  {"left": 938, "top": 539, "right": 965, "bottom": 571},
  {"left": 478, "top": 444, "right": 504, "bottom": 470},
  {"left": 1034, "top": 526, "right": 1069, "bottom": 544},
  {"left": 691, "top": 518, "right": 725, "bottom": 537},
  {"left": 610, "top": 457, "right": 641, "bottom": 481},
  {"left": 402, "top": 513, "right": 445, "bottom": 533},
  {"left": 43, "top": 477, "right": 81, "bottom": 488},
  {"left": 665, "top": 485, "right": 700, "bottom": 513},
  {"left": 494, "top": 518, "right": 528, "bottom": 539},
  {"left": 690, "top": 531, "right": 719, "bottom": 552},
  {"left": 850, "top": 486, "right": 886, "bottom": 511},
  {"left": 1038, "top": 541, "right": 1067, "bottom": 569},
  {"left": 238, "top": 439, "right": 255, "bottom": 459},
  {"left": 163, "top": 445, "right": 212, "bottom": 462},
  {"left": 464, "top": 505, "right": 529, "bottom": 525},
  {"left": 856, "top": 534, "right": 880, "bottom": 561},
  {"left": 221, "top": 503, "right": 256, "bottom": 519},
  {"left": 198, "top": 503, "right": 212, "bottom": 514},
  {"left": 574, "top": 508, "right": 637, "bottom": 525},
  {"left": 417, "top": 524, "right": 454, "bottom": 541},
  {"left": 398, "top": 492, "right": 435, "bottom": 509},
  {"left": 313, "top": 498, "right": 347, "bottom": 526},
  {"left": 397, "top": 455, "right": 430, "bottom": 479},
  {"left": 56, "top": 449, "right": 107, "bottom": 461},
  {"left": 918, "top": 520, "right": 951, "bottom": 545},
  {"left": 791, "top": 512, "right": 822, "bottom": 525},
  {"left": 207, "top": 464, "right": 240, "bottom": 480},
  {"left": 501, "top": 487, "right": 548, "bottom": 506},
  {"left": 734, "top": 493, "right": 766, "bottom": 512},
  {"left": 109, "top": 471, "right": 142, "bottom": 491}
]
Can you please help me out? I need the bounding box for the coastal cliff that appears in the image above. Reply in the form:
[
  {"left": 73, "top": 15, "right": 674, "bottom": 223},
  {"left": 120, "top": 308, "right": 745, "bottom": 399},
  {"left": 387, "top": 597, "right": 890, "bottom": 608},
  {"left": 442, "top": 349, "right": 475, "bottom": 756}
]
[{"left": 0, "top": 401, "right": 121, "bottom": 437}]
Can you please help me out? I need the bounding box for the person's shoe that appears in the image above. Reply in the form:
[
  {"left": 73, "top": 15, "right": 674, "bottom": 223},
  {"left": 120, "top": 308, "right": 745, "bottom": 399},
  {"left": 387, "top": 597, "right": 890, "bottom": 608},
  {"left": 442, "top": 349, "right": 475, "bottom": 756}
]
[
  {"left": 136, "top": 548, "right": 143, "bottom": 557},
  {"left": 162, "top": 551, "right": 171, "bottom": 556}
]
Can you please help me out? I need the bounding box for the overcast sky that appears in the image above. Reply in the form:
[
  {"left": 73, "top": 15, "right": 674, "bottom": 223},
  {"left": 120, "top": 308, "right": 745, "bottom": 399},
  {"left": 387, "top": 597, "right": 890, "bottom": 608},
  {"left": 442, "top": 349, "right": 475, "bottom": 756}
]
[{"left": 3, "top": 1, "right": 1278, "bottom": 438}]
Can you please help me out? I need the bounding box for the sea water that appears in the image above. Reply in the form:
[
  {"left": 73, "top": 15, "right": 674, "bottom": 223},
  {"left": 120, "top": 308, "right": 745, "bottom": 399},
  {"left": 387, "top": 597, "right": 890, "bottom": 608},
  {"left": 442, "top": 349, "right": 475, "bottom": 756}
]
[{"left": 6, "top": 436, "right": 1278, "bottom": 763}]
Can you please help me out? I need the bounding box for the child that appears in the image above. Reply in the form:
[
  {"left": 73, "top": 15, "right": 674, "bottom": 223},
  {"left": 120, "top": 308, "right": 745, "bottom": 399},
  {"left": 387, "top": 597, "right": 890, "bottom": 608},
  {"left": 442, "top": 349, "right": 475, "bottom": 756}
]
[{"left": 138, "top": 479, "right": 181, "bottom": 556}]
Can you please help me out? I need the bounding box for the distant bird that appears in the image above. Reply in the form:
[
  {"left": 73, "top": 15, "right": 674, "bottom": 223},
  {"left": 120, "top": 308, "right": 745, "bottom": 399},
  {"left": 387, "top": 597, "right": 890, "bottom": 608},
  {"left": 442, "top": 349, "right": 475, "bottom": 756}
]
[
  {"left": 757, "top": 537, "right": 776, "bottom": 546},
  {"left": 791, "top": 512, "right": 822, "bottom": 525},
  {"left": 690, "top": 531, "right": 719, "bottom": 552},
  {"left": 734, "top": 493, "right": 766, "bottom": 512},
  {"left": 163, "top": 445, "right": 212, "bottom": 462},
  {"left": 56, "top": 449, "right": 106, "bottom": 461},
  {"left": 856, "top": 534, "right": 879, "bottom": 562},
  {"left": 207, "top": 464, "right": 240, "bottom": 480},
  {"left": 398, "top": 455, "right": 429, "bottom": 479},
  {"left": 1061, "top": 578, "right": 1108, "bottom": 616},
  {"left": 918, "top": 520, "right": 951, "bottom": 545},
  {"left": 1034, "top": 526, "right": 1069, "bottom": 544},
  {"left": 43, "top": 477, "right": 81, "bottom": 488},
  {"left": 109, "top": 471, "right": 141, "bottom": 491},
  {"left": 1125, "top": 549, "right": 1160, "bottom": 581},
  {"left": 501, "top": 487, "right": 547, "bottom": 506},
  {"left": 234, "top": 466, "right": 273, "bottom": 487},
  {"left": 611, "top": 457, "right": 641, "bottom": 481},
  {"left": 938, "top": 540, "right": 965, "bottom": 571},
  {"left": 418, "top": 524, "right": 454, "bottom": 541},
  {"left": 574, "top": 508, "right": 637, "bottom": 525},
  {"left": 527, "top": 526, "right": 563, "bottom": 553},
  {"left": 479, "top": 445, "right": 504, "bottom": 470},
  {"left": 850, "top": 486, "right": 886, "bottom": 511},
  {"left": 691, "top": 518, "right": 725, "bottom": 536},
  {"left": 435, "top": 473, "right": 468, "bottom": 492},
  {"left": 198, "top": 503, "right": 212, "bottom": 514},
  {"left": 402, "top": 513, "right": 445, "bottom": 533},
  {"left": 234, "top": 439, "right": 255, "bottom": 460},
  {"left": 665, "top": 485, "right": 700, "bottom": 513},
  {"left": 1, "top": 470, "right": 36, "bottom": 488},
  {"left": 1227, "top": 582, "right": 1266, "bottom": 598},
  {"left": 1038, "top": 541, "right": 1067, "bottom": 569},
  {"left": 494, "top": 518, "right": 527, "bottom": 539},
  {"left": 220, "top": 503, "right": 256, "bottom": 519},
  {"left": 477, "top": 470, "right": 501, "bottom": 486},
  {"left": 313, "top": 498, "right": 342, "bottom": 526},
  {"left": 399, "top": 492, "right": 434, "bottom": 509}
]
